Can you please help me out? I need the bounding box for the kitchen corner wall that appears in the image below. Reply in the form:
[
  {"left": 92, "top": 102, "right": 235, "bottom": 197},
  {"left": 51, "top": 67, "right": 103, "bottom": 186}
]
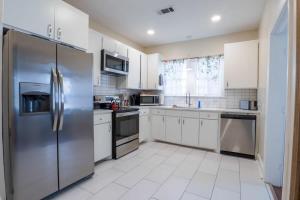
[{"left": 164, "top": 89, "right": 257, "bottom": 109}]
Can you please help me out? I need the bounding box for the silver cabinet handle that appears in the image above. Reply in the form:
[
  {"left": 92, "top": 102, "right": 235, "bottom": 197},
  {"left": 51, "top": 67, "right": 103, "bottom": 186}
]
[
  {"left": 47, "top": 24, "right": 53, "bottom": 38},
  {"left": 58, "top": 70, "right": 65, "bottom": 131},
  {"left": 52, "top": 68, "right": 59, "bottom": 132},
  {"left": 57, "top": 28, "right": 62, "bottom": 40},
  {"left": 178, "top": 118, "right": 180, "bottom": 124},
  {"left": 183, "top": 119, "right": 185, "bottom": 125},
  {"left": 201, "top": 120, "right": 203, "bottom": 126},
  {"left": 226, "top": 81, "right": 229, "bottom": 88}
]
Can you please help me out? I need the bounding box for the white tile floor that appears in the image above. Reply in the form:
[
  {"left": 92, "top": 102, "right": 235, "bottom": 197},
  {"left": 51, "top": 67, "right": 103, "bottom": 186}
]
[{"left": 51, "top": 141, "right": 272, "bottom": 200}]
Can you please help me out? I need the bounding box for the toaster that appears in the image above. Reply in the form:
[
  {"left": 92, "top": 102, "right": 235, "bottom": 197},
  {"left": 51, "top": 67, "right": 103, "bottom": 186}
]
[{"left": 239, "top": 100, "right": 258, "bottom": 110}]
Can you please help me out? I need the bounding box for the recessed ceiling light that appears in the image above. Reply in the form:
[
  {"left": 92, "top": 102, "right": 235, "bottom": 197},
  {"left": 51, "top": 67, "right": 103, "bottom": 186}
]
[
  {"left": 147, "top": 29, "right": 155, "bottom": 35},
  {"left": 211, "top": 15, "right": 221, "bottom": 22}
]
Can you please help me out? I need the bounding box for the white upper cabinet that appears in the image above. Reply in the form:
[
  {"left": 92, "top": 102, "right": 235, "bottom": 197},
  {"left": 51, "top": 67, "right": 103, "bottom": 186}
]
[
  {"left": 3, "top": 0, "right": 89, "bottom": 50},
  {"left": 147, "top": 53, "right": 162, "bottom": 90},
  {"left": 88, "top": 29, "right": 102, "bottom": 86},
  {"left": 118, "top": 47, "right": 141, "bottom": 89},
  {"left": 140, "top": 53, "right": 148, "bottom": 89},
  {"left": 3, "top": 0, "right": 56, "bottom": 39},
  {"left": 55, "top": 1, "right": 89, "bottom": 50},
  {"left": 224, "top": 40, "right": 259, "bottom": 89},
  {"left": 102, "top": 35, "right": 128, "bottom": 57},
  {"left": 102, "top": 35, "right": 116, "bottom": 52},
  {"left": 116, "top": 42, "right": 128, "bottom": 57}
]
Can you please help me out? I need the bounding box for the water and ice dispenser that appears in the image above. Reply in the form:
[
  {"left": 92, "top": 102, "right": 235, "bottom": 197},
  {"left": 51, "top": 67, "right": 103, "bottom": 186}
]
[{"left": 20, "top": 83, "right": 51, "bottom": 114}]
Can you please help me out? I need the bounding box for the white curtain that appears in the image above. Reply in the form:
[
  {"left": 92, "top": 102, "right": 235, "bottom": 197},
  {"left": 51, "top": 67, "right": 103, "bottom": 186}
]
[{"left": 163, "top": 55, "right": 224, "bottom": 97}]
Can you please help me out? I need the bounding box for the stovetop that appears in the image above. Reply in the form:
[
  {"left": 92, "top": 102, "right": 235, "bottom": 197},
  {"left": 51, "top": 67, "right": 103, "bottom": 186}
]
[{"left": 113, "top": 107, "right": 139, "bottom": 113}]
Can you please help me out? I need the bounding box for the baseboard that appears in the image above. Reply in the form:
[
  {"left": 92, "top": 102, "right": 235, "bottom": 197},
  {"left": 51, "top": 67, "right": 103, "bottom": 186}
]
[{"left": 257, "top": 153, "right": 265, "bottom": 178}]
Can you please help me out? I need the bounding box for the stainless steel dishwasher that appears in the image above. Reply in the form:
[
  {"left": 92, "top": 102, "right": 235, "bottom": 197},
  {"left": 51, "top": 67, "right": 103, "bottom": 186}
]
[{"left": 220, "top": 114, "right": 256, "bottom": 159}]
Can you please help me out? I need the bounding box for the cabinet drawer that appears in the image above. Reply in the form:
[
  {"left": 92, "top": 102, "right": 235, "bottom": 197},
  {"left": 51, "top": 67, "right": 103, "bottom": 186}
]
[
  {"left": 200, "top": 112, "right": 219, "bottom": 120},
  {"left": 94, "top": 114, "right": 112, "bottom": 124},
  {"left": 140, "top": 109, "right": 150, "bottom": 116},
  {"left": 164, "top": 110, "right": 181, "bottom": 117},
  {"left": 152, "top": 109, "right": 165, "bottom": 115},
  {"left": 181, "top": 111, "right": 200, "bottom": 118}
]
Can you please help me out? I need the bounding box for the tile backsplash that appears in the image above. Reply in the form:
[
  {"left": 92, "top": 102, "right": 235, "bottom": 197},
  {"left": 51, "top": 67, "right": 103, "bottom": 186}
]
[
  {"left": 164, "top": 89, "right": 257, "bottom": 109},
  {"left": 94, "top": 75, "right": 257, "bottom": 109},
  {"left": 93, "top": 74, "right": 137, "bottom": 96}
]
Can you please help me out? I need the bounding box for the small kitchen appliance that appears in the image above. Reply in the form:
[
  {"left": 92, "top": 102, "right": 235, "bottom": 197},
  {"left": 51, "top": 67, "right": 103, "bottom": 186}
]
[{"left": 239, "top": 100, "right": 258, "bottom": 110}]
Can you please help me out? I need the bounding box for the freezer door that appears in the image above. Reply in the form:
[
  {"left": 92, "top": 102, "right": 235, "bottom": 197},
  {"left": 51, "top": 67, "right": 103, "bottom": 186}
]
[
  {"left": 2, "top": 31, "right": 58, "bottom": 200},
  {"left": 56, "top": 44, "right": 94, "bottom": 189}
]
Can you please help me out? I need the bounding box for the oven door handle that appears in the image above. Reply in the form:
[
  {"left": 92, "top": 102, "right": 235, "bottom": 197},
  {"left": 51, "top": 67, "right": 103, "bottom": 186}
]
[{"left": 116, "top": 111, "right": 140, "bottom": 118}]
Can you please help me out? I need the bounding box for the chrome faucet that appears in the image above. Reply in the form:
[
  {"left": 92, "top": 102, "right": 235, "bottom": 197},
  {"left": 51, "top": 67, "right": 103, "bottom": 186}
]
[{"left": 186, "top": 93, "right": 192, "bottom": 107}]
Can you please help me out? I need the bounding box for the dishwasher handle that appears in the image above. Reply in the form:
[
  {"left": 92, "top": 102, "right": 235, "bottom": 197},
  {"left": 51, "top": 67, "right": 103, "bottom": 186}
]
[{"left": 221, "top": 114, "right": 256, "bottom": 120}]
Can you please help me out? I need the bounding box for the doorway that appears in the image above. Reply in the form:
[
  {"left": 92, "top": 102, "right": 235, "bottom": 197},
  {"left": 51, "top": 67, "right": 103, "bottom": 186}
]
[{"left": 264, "top": 3, "right": 288, "bottom": 199}]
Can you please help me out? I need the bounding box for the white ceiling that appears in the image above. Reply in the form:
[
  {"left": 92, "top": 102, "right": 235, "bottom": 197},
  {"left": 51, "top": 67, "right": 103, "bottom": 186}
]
[{"left": 65, "top": 0, "right": 266, "bottom": 47}]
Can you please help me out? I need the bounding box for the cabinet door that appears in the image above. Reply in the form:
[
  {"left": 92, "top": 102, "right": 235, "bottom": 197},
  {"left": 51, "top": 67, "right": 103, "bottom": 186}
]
[
  {"left": 88, "top": 29, "right": 102, "bottom": 86},
  {"left": 141, "top": 53, "right": 148, "bottom": 89},
  {"left": 55, "top": 1, "right": 89, "bottom": 50},
  {"left": 94, "top": 123, "right": 112, "bottom": 162},
  {"left": 116, "top": 42, "right": 128, "bottom": 57},
  {"left": 147, "top": 53, "right": 160, "bottom": 89},
  {"left": 3, "top": 0, "right": 55, "bottom": 39},
  {"left": 199, "top": 119, "right": 218, "bottom": 150},
  {"left": 127, "top": 48, "right": 141, "bottom": 89},
  {"left": 165, "top": 116, "right": 182, "bottom": 144},
  {"left": 102, "top": 35, "right": 117, "bottom": 52},
  {"left": 224, "top": 40, "right": 258, "bottom": 89},
  {"left": 151, "top": 115, "right": 165, "bottom": 140},
  {"left": 182, "top": 118, "right": 199, "bottom": 147},
  {"left": 139, "top": 115, "right": 150, "bottom": 142}
]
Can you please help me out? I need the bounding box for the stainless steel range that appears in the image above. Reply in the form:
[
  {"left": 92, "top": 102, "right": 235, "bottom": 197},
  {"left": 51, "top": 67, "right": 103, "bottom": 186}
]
[
  {"left": 94, "top": 96, "right": 139, "bottom": 159},
  {"left": 112, "top": 108, "right": 139, "bottom": 159}
]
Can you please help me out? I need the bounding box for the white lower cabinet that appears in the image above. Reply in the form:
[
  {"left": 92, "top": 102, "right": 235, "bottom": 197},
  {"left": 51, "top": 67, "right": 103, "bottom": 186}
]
[
  {"left": 181, "top": 117, "right": 200, "bottom": 147},
  {"left": 139, "top": 114, "right": 151, "bottom": 142},
  {"left": 165, "top": 116, "right": 182, "bottom": 144},
  {"left": 199, "top": 119, "right": 219, "bottom": 150},
  {"left": 151, "top": 115, "right": 165, "bottom": 140},
  {"left": 94, "top": 113, "right": 112, "bottom": 162},
  {"left": 149, "top": 109, "right": 219, "bottom": 151}
]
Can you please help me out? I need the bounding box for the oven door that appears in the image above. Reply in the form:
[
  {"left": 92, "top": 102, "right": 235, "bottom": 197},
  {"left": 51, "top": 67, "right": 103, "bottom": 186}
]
[{"left": 115, "top": 111, "right": 139, "bottom": 146}]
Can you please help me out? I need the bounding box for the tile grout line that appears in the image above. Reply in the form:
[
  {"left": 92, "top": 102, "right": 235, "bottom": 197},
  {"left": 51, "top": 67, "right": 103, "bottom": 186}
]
[
  {"left": 148, "top": 145, "right": 194, "bottom": 199},
  {"left": 178, "top": 150, "right": 208, "bottom": 200},
  {"left": 209, "top": 154, "right": 222, "bottom": 200}
]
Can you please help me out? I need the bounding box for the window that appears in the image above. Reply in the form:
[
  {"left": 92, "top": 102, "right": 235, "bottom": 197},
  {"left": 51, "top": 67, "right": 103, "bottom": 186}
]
[{"left": 162, "top": 55, "right": 224, "bottom": 97}]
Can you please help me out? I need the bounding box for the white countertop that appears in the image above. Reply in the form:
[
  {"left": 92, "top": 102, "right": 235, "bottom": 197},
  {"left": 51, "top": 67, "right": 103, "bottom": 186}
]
[
  {"left": 94, "top": 109, "right": 113, "bottom": 115},
  {"left": 131, "top": 105, "right": 259, "bottom": 115}
]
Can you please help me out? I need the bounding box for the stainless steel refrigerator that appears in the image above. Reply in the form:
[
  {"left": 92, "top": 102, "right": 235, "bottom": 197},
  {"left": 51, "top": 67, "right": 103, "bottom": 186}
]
[{"left": 2, "top": 30, "right": 94, "bottom": 200}]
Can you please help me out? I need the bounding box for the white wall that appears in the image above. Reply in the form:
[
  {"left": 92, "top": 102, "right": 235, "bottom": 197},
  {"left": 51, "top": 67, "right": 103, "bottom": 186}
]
[
  {"left": 258, "top": 0, "right": 287, "bottom": 169},
  {"left": 144, "top": 30, "right": 258, "bottom": 60},
  {"left": 89, "top": 19, "right": 145, "bottom": 52}
]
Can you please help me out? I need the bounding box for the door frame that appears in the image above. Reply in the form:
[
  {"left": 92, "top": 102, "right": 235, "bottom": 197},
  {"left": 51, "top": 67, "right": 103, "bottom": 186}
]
[{"left": 282, "top": 0, "right": 299, "bottom": 199}]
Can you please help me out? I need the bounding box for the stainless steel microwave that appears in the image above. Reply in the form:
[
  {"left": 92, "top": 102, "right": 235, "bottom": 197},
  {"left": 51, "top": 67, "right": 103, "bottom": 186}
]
[
  {"left": 140, "top": 94, "right": 160, "bottom": 106},
  {"left": 101, "top": 49, "right": 129, "bottom": 76}
]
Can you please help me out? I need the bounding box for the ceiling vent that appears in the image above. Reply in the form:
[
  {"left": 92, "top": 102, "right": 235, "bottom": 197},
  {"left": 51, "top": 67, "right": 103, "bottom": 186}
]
[{"left": 158, "top": 7, "right": 175, "bottom": 15}]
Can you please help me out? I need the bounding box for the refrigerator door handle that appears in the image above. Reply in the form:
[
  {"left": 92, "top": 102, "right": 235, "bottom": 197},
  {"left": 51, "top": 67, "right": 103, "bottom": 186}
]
[
  {"left": 52, "top": 68, "right": 59, "bottom": 131},
  {"left": 58, "top": 70, "right": 65, "bottom": 131}
]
